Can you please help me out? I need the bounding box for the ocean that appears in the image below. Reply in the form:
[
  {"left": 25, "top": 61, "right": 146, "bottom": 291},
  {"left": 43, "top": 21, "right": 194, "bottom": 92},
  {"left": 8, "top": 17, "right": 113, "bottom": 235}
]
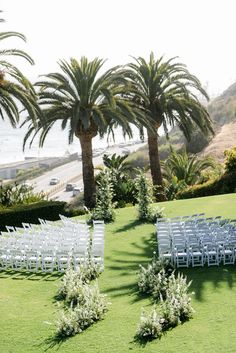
[{"left": 0, "top": 119, "right": 141, "bottom": 165}]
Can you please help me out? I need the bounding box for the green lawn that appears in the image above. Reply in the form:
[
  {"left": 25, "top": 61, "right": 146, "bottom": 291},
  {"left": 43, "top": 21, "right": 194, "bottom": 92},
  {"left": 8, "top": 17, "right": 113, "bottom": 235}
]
[{"left": 1, "top": 193, "right": 236, "bottom": 353}]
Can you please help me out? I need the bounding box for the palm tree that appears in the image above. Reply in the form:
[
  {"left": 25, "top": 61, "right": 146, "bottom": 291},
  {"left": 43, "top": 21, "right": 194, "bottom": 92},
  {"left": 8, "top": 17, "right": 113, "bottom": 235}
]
[
  {"left": 103, "top": 153, "right": 132, "bottom": 179},
  {"left": 23, "top": 57, "right": 149, "bottom": 208},
  {"left": 0, "top": 17, "right": 39, "bottom": 126},
  {"left": 162, "top": 150, "right": 216, "bottom": 186},
  {"left": 126, "top": 53, "right": 214, "bottom": 197}
]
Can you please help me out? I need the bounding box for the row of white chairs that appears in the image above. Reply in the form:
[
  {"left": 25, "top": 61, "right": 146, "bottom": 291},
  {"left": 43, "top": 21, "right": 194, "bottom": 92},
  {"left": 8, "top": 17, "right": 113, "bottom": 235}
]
[
  {"left": 0, "top": 248, "right": 103, "bottom": 272},
  {"left": 0, "top": 217, "right": 105, "bottom": 272},
  {"left": 157, "top": 214, "right": 236, "bottom": 267}
]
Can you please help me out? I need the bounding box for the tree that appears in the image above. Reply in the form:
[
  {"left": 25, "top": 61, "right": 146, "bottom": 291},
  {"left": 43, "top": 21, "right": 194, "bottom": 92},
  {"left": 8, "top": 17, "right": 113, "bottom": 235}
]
[
  {"left": 23, "top": 57, "right": 148, "bottom": 208},
  {"left": 101, "top": 153, "right": 137, "bottom": 206},
  {"left": 0, "top": 15, "right": 39, "bottom": 126},
  {"left": 126, "top": 53, "right": 214, "bottom": 198},
  {"left": 103, "top": 153, "right": 131, "bottom": 179},
  {"left": 162, "top": 150, "right": 216, "bottom": 186}
]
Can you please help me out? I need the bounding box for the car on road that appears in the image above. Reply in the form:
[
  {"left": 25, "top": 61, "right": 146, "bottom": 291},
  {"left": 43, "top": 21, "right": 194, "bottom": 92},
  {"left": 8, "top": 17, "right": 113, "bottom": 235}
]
[
  {"left": 73, "top": 186, "right": 83, "bottom": 197},
  {"left": 65, "top": 183, "right": 77, "bottom": 191},
  {"left": 49, "top": 177, "right": 60, "bottom": 185}
]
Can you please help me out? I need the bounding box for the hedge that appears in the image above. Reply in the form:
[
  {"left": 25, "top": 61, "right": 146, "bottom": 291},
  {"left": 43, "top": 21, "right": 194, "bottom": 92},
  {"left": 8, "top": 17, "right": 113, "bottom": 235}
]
[
  {"left": 177, "top": 172, "right": 236, "bottom": 199},
  {"left": 0, "top": 201, "right": 66, "bottom": 231}
]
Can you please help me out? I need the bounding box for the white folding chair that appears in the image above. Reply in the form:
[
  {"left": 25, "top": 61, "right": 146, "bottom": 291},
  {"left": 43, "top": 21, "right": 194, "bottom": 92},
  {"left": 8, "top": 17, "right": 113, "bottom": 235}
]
[
  {"left": 41, "top": 251, "right": 56, "bottom": 272},
  {"left": 26, "top": 251, "right": 40, "bottom": 272}
]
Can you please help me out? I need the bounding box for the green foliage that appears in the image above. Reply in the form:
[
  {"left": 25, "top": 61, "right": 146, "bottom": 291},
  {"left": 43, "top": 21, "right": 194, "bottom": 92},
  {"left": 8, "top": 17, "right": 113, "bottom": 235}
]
[
  {"left": 0, "top": 183, "right": 45, "bottom": 207},
  {"left": 57, "top": 263, "right": 103, "bottom": 303},
  {"left": 90, "top": 170, "right": 116, "bottom": 222},
  {"left": 136, "top": 271, "right": 194, "bottom": 341},
  {"left": 178, "top": 171, "right": 236, "bottom": 199},
  {"left": 177, "top": 147, "right": 236, "bottom": 199},
  {"left": 160, "top": 273, "right": 194, "bottom": 326},
  {"left": 55, "top": 263, "right": 108, "bottom": 338},
  {"left": 56, "top": 282, "right": 109, "bottom": 338},
  {"left": 101, "top": 153, "right": 137, "bottom": 206},
  {"left": 224, "top": 147, "right": 236, "bottom": 173},
  {"left": 0, "top": 24, "right": 39, "bottom": 126},
  {"left": 162, "top": 150, "right": 216, "bottom": 186},
  {"left": 163, "top": 175, "right": 187, "bottom": 201},
  {"left": 138, "top": 256, "right": 174, "bottom": 297},
  {"left": 136, "top": 171, "right": 154, "bottom": 221},
  {"left": 0, "top": 201, "right": 66, "bottom": 231},
  {"left": 136, "top": 307, "right": 164, "bottom": 340},
  {"left": 136, "top": 171, "right": 165, "bottom": 222}
]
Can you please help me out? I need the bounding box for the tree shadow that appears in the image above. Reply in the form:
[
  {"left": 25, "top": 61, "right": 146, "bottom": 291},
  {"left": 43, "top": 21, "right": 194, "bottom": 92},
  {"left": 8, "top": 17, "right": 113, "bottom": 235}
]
[
  {"left": 0, "top": 269, "right": 63, "bottom": 281},
  {"left": 113, "top": 219, "right": 150, "bottom": 234},
  {"left": 180, "top": 264, "right": 236, "bottom": 302}
]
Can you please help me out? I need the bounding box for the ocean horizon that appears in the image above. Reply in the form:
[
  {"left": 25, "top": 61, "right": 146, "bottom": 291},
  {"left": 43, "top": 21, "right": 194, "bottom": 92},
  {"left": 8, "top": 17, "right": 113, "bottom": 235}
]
[{"left": 0, "top": 120, "right": 142, "bottom": 165}]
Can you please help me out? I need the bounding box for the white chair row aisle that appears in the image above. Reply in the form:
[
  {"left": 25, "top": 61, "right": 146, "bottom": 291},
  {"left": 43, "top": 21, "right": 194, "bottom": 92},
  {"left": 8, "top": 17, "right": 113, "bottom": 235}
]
[
  {"left": 156, "top": 214, "right": 236, "bottom": 268},
  {"left": 0, "top": 216, "right": 105, "bottom": 272}
]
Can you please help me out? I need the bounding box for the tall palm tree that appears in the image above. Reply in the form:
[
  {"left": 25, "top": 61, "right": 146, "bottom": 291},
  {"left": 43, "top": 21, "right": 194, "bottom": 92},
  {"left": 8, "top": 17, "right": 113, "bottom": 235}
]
[
  {"left": 23, "top": 57, "right": 149, "bottom": 208},
  {"left": 126, "top": 53, "right": 214, "bottom": 197},
  {"left": 0, "top": 17, "right": 39, "bottom": 126}
]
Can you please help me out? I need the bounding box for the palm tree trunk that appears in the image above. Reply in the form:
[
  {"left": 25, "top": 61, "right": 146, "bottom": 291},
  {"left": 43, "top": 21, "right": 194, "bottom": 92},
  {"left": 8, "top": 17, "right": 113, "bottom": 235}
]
[
  {"left": 147, "top": 129, "right": 166, "bottom": 201},
  {"left": 79, "top": 134, "right": 96, "bottom": 208}
]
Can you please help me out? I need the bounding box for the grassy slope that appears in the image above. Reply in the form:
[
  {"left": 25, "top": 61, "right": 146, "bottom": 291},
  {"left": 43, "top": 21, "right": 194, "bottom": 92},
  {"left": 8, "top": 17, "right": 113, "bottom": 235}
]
[{"left": 1, "top": 193, "right": 236, "bottom": 353}]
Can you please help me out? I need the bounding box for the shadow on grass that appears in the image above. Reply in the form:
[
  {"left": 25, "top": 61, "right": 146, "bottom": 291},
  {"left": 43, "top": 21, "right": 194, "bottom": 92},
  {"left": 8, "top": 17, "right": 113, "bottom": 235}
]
[
  {"left": 180, "top": 264, "right": 236, "bottom": 301},
  {"left": 113, "top": 219, "right": 152, "bottom": 234},
  {"left": 0, "top": 269, "right": 63, "bottom": 281},
  {"left": 42, "top": 334, "right": 70, "bottom": 351}
]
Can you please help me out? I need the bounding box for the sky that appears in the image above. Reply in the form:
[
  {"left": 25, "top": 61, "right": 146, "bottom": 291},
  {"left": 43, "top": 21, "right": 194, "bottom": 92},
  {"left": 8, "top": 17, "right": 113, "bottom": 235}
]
[
  {"left": 1, "top": 0, "right": 236, "bottom": 99},
  {"left": 0, "top": 0, "right": 236, "bottom": 163}
]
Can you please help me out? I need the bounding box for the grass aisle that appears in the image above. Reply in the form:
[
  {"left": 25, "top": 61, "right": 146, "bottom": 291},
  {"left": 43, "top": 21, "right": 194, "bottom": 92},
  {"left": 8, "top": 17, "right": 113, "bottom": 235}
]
[{"left": 0, "top": 193, "right": 236, "bottom": 352}]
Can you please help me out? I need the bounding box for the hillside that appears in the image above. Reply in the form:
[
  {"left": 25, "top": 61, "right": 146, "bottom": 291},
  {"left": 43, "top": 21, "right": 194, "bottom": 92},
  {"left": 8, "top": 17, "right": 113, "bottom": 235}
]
[
  {"left": 128, "top": 81, "right": 236, "bottom": 165},
  {"left": 201, "top": 121, "right": 236, "bottom": 162},
  {"left": 200, "top": 82, "right": 236, "bottom": 161},
  {"left": 208, "top": 82, "right": 236, "bottom": 127}
]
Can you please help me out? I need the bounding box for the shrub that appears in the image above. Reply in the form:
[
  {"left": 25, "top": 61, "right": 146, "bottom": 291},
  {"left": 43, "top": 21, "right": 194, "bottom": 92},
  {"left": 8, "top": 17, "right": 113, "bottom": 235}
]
[
  {"left": 136, "top": 170, "right": 153, "bottom": 221},
  {"left": 55, "top": 282, "right": 109, "bottom": 337},
  {"left": 57, "top": 263, "right": 103, "bottom": 302},
  {"left": 136, "top": 270, "right": 194, "bottom": 341},
  {"left": 56, "top": 308, "right": 79, "bottom": 337},
  {"left": 177, "top": 171, "right": 236, "bottom": 199},
  {"left": 160, "top": 273, "right": 194, "bottom": 327},
  {"left": 136, "top": 307, "right": 164, "bottom": 340},
  {"left": 0, "top": 183, "right": 45, "bottom": 207},
  {"left": 0, "top": 201, "right": 66, "bottom": 231},
  {"left": 90, "top": 169, "right": 116, "bottom": 223},
  {"left": 224, "top": 146, "right": 236, "bottom": 173},
  {"left": 138, "top": 256, "right": 174, "bottom": 296}
]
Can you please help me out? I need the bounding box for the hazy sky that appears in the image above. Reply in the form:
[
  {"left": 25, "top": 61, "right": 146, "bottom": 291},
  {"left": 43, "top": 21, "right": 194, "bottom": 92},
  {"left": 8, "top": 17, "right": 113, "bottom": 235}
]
[{"left": 1, "top": 0, "right": 236, "bottom": 99}]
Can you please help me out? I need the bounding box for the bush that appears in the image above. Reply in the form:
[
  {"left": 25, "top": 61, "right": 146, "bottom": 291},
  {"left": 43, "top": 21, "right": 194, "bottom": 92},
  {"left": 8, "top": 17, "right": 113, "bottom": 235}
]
[
  {"left": 0, "top": 183, "right": 45, "bottom": 207},
  {"left": 136, "top": 307, "right": 164, "bottom": 340},
  {"left": 57, "top": 263, "right": 103, "bottom": 302},
  {"left": 160, "top": 273, "right": 194, "bottom": 327},
  {"left": 224, "top": 147, "right": 236, "bottom": 173},
  {"left": 0, "top": 201, "right": 66, "bottom": 231},
  {"left": 136, "top": 269, "right": 194, "bottom": 341},
  {"left": 177, "top": 171, "right": 236, "bottom": 199},
  {"left": 90, "top": 170, "right": 116, "bottom": 223},
  {"left": 138, "top": 256, "right": 174, "bottom": 296},
  {"left": 55, "top": 282, "right": 109, "bottom": 337}
]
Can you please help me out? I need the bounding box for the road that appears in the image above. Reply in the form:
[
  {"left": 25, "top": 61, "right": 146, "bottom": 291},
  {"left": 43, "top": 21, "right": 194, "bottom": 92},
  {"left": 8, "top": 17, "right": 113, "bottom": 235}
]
[{"left": 29, "top": 141, "right": 146, "bottom": 202}]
